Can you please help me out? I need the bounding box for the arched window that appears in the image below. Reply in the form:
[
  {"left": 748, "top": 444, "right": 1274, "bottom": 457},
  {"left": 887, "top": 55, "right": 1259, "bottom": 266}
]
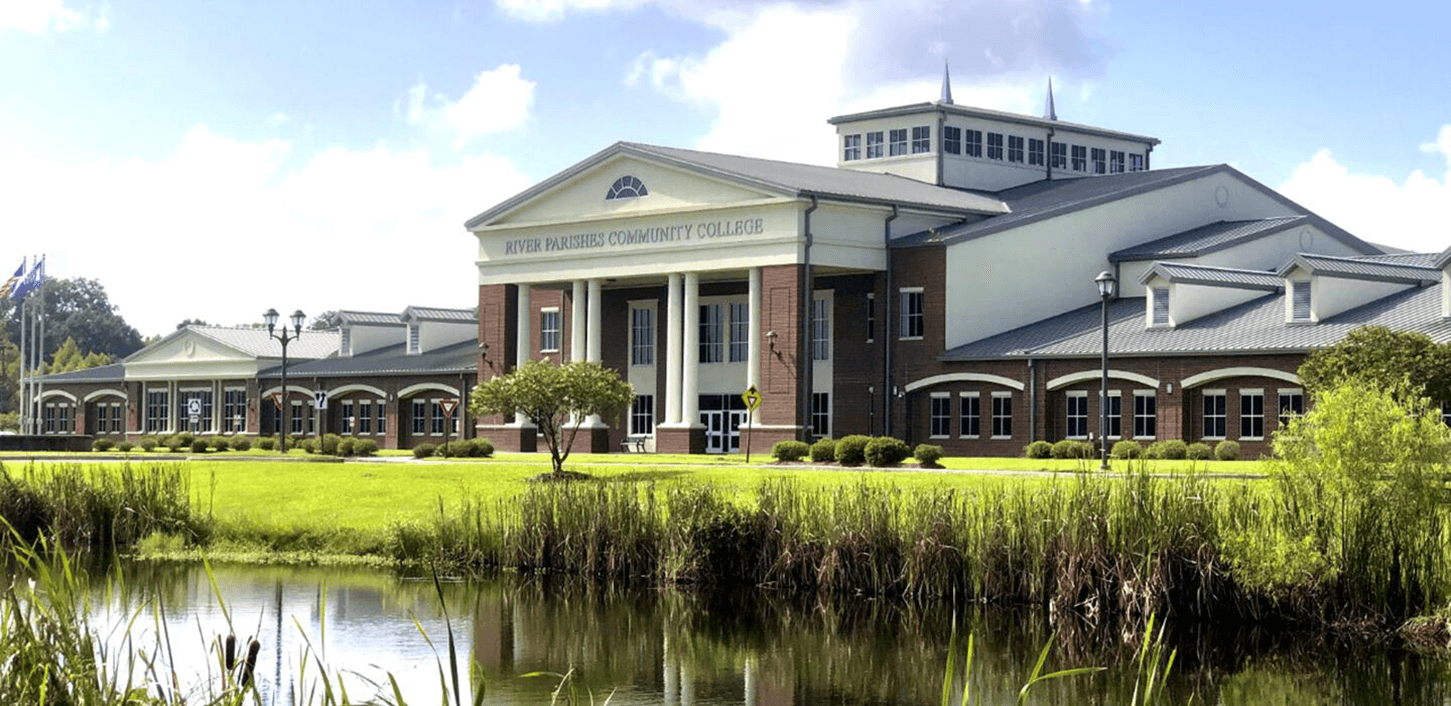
[{"left": 606, "top": 175, "right": 649, "bottom": 200}]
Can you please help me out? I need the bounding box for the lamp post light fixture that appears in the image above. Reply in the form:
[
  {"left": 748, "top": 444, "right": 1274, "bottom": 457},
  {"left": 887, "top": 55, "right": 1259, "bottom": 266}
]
[
  {"left": 264, "top": 308, "right": 306, "bottom": 454},
  {"left": 1094, "top": 271, "right": 1116, "bottom": 472}
]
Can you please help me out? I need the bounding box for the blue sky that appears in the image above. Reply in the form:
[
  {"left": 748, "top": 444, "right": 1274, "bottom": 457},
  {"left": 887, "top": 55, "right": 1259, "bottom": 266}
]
[{"left": 2, "top": 0, "right": 1447, "bottom": 338}]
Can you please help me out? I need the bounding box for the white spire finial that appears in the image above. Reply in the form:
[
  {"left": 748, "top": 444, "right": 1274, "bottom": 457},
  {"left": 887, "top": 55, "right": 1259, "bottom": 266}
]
[
  {"left": 940, "top": 60, "right": 954, "bottom": 105},
  {"left": 1044, "top": 76, "right": 1058, "bottom": 121}
]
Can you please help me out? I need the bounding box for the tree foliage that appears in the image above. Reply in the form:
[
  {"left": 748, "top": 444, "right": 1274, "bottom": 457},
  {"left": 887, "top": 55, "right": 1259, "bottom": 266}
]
[
  {"left": 1298, "top": 326, "right": 1451, "bottom": 402},
  {"left": 47, "top": 337, "right": 114, "bottom": 373},
  {"left": 175, "top": 318, "right": 209, "bottom": 330},
  {"left": 1, "top": 277, "right": 144, "bottom": 367},
  {"left": 469, "top": 359, "right": 635, "bottom": 475}
]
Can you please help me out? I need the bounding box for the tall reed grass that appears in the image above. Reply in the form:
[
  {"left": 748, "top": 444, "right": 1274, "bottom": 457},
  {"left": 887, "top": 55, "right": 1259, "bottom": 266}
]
[{"left": 0, "top": 461, "right": 203, "bottom": 549}]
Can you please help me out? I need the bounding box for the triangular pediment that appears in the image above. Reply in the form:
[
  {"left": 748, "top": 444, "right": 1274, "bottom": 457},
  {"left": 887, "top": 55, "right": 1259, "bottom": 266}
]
[
  {"left": 470, "top": 145, "right": 792, "bottom": 229},
  {"left": 127, "top": 329, "right": 256, "bottom": 367}
]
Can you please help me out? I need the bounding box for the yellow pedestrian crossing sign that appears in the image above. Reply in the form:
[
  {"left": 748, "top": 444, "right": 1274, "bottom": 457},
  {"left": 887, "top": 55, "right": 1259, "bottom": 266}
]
[{"left": 742, "top": 385, "right": 761, "bottom": 411}]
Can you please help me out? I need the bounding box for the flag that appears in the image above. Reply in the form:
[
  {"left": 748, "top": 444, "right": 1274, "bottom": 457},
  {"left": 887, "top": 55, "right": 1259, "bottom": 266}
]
[
  {"left": 0, "top": 260, "right": 21, "bottom": 299},
  {"left": 12, "top": 256, "right": 44, "bottom": 302}
]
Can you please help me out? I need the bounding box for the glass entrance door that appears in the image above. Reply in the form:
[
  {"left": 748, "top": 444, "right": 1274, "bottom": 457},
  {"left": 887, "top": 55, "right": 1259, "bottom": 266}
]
[{"left": 699, "top": 394, "right": 748, "bottom": 453}]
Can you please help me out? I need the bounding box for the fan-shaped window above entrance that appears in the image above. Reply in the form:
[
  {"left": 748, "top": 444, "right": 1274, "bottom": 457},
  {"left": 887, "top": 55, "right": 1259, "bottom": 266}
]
[{"left": 606, "top": 175, "right": 649, "bottom": 200}]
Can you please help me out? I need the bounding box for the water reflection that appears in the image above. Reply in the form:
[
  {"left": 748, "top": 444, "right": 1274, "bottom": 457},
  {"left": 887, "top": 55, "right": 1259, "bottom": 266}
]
[{"left": 89, "top": 561, "right": 1451, "bottom": 705}]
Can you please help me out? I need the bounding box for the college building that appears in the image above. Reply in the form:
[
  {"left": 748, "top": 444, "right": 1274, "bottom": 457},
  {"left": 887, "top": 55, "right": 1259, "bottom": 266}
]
[{"left": 31, "top": 79, "right": 1451, "bottom": 456}]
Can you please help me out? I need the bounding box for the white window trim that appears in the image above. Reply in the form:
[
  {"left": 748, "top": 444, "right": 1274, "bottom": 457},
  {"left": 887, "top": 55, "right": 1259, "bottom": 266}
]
[
  {"left": 1065, "top": 390, "right": 1089, "bottom": 439},
  {"left": 1240, "top": 388, "right": 1266, "bottom": 440},
  {"left": 899, "top": 286, "right": 924, "bottom": 341},
  {"left": 1202, "top": 388, "right": 1228, "bottom": 440},
  {"left": 1107, "top": 389, "right": 1123, "bottom": 440},
  {"left": 929, "top": 392, "right": 951, "bottom": 439},
  {"left": 1132, "top": 389, "right": 1157, "bottom": 440},
  {"left": 958, "top": 391, "right": 980, "bottom": 439},
  {"left": 866, "top": 292, "right": 875, "bottom": 343},
  {"left": 540, "top": 307, "right": 561, "bottom": 353},
  {"left": 990, "top": 391, "right": 1013, "bottom": 440}
]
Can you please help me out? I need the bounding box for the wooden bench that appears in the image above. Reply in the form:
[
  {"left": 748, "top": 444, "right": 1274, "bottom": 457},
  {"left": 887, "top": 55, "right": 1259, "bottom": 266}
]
[{"left": 620, "top": 435, "right": 648, "bottom": 453}]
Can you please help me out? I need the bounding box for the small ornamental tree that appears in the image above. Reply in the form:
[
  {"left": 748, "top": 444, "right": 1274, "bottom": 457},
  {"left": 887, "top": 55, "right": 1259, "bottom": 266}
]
[
  {"left": 1299, "top": 326, "right": 1451, "bottom": 402},
  {"left": 469, "top": 359, "right": 635, "bottom": 476}
]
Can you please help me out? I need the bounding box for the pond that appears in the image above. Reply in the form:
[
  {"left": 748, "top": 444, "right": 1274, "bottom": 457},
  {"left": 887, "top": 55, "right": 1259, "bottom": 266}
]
[{"left": 90, "top": 561, "right": 1451, "bottom": 705}]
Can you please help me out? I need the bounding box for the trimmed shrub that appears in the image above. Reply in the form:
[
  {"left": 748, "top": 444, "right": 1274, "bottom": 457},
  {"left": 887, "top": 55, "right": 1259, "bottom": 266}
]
[
  {"left": 256, "top": 436, "right": 277, "bottom": 451},
  {"left": 809, "top": 438, "right": 836, "bottom": 463},
  {"left": 1111, "top": 440, "right": 1144, "bottom": 460},
  {"left": 1214, "top": 440, "right": 1240, "bottom": 461},
  {"left": 321, "top": 433, "right": 342, "bottom": 456},
  {"left": 355, "top": 438, "right": 379, "bottom": 457},
  {"left": 467, "top": 438, "right": 494, "bottom": 457},
  {"left": 299, "top": 438, "right": 319, "bottom": 454},
  {"left": 1051, "top": 439, "right": 1093, "bottom": 459},
  {"left": 338, "top": 438, "right": 357, "bottom": 457},
  {"left": 92, "top": 438, "right": 114, "bottom": 452},
  {"left": 231, "top": 437, "right": 252, "bottom": 452},
  {"left": 1148, "top": 439, "right": 1187, "bottom": 460},
  {"left": 116, "top": 441, "right": 135, "bottom": 453},
  {"left": 913, "top": 443, "right": 944, "bottom": 467},
  {"left": 138, "top": 436, "right": 158, "bottom": 452},
  {"left": 834, "top": 435, "right": 872, "bottom": 466},
  {"left": 189, "top": 439, "right": 209, "bottom": 453},
  {"left": 1186, "top": 442, "right": 1213, "bottom": 460},
  {"left": 209, "top": 437, "right": 230, "bottom": 452},
  {"left": 412, "top": 442, "right": 437, "bottom": 459},
  {"left": 175, "top": 432, "right": 196, "bottom": 449},
  {"left": 1024, "top": 440, "right": 1053, "bottom": 459},
  {"left": 771, "top": 440, "right": 809, "bottom": 462},
  {"left": 865, "top": 436, "right": 911, "bottom": 467}
]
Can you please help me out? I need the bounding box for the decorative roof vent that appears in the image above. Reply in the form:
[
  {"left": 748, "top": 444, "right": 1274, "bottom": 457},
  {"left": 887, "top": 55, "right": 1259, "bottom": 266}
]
[{"left": 606, "top": 175, "right": 648, "bottom": 200}]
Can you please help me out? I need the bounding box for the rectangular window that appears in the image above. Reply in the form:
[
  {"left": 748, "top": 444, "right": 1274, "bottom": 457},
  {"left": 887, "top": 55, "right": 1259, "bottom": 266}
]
[
  {"left": 1028, "top": 138, "right": 1045, "bottom": 166},
  {"left": 942, "top": 126, "right": 961, "bottom": 155},
  {"left": 866, "top": 293, "right": 875, "bottom": 343},
  {"left": 1110, "top": 150, "right": 1125, "bottom": 173},
  {"left": 631, "top": 307, "right": 654, "bottom": 366},
  {"left": 810, "top": 297, "right": 830, "bottom": 361},
  {"left": 930, "top": 393, "right": 951, "bottom": 438},
  {"left": 1134, "top": 391, "right": 1157, "bottom": 438},
  {"left": 1106, "top": 393, "right": 1122, "bottom": 438},
  {"left": 991, "top": 393, "right": 1013, "bottom": 438},
  {"left": 341, "top": 400, "right": 355, "bottom": 434},
  {"left": 540, "top": 309, "right": 560, "bottom": 353},
  {"left": 411, "top": 400, "right": 426, "bottom": 435},
  {"left": 866, "top": 131, "right": 884, "bottom": 159},
  {"left": 224, "top": 388, "right": 247, "bottom": 433},
  {"left": 699, "top": 303, "right": 723, "bottom": 363},
  {"left": 1152, "top": 287, "right": 1170, "bottom": 326},
  {"left": 42, "top": 404, "right": 56, "bottom": 434},
  {"left": 1278, "top": 389, "right": 1304, "bottom": 429},
  {"left": 376, "top": 401, "right": 387, "bottom": 435},
  {"left": 146, "top": 389, "right": 169, "bottom": 433},
  {"left": 1071, "top": 145, "right": 1087, "bottom": 172},
  {"left": 631, "top": 395, "right": 654, "bottom": 435},
  {"left": 843, "top": 134, "right": 861, "bottom": 161},
  {"left": 1066, "top": 392, "right": 1088, "bottom": 438},
  {"left": 964, "top": 129, "right": 983, "bottom": 158},
  {"left": 290, "top": 401, "right": 307, "bottom": 435},
  {"left": 1203, "top": 390, "right": 1227, "bottom": 439},
  {"left": 1007, "top": 135, "right": 1024, "bottom": 163},
  {"left": 1050, "top": 142, "right": 1068, "bottom": 169},
  {"left": 1291, "top": 281, "right": 1312, "bottom": 321},
  {"left": 810, "top": 392, "right": 831, "bottom": 438},
  {"left": 430, "top": 400, "right": 458, "bottom": 435},
  {"left": 959, "top": 393, "right": 980, "bottom": 438},
  {"left": 986, "top": 132, "right": 1003, "bottom": 160},
  {"left": 728, "top": 302, "right": 749, "bottom": 363},
  {"left": 179, "top": 389, "right": 213, "bottom": 433},
  {"left": 408, "top": 324, "right": 420, "bottom": 354},
  {"left": 1091, "top": 147, "right": 1107, "bottom": 174},
  {"left": 1129, "top": 154, "right": 1145, "bottom": 172},
  {"left": 1443, "top": 401, "right": 1451, "bottom": 428},
  {"left": 899, "top": 288, "right": 924, "bottom": 339},
  {"left": 911, "top": 125, "right": 931, "bottom": 153},
  {"left": 361, "top": 401, "right": 375, "bottom": 435},
  {"left": 1241, "top": 390, "right": 1265, "bottom": 439},
  {"left": 889, "top": 128, "right": 908, "bottom": 156}
]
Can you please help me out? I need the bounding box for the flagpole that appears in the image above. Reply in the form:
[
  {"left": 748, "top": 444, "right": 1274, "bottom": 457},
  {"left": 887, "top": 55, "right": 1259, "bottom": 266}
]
[
  {"left": 17, "top": 265, "right": 26, "bottom": 434},
  {"left": 35, "top": 256, "right": 46, "bottom": 434}
]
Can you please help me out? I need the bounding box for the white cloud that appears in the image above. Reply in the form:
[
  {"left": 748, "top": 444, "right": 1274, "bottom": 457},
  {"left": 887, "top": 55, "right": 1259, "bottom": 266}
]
[
  {"left": 496, "top": 0, "right": 647, "bottom": 22},
  {"left": 0, "top": 128, "right": 532, "bottom": 338},
  {"left": 0, "top": 0, "right": 104, "bottom": 33},
  {"left": 400, "top": 65, "right": 535, "bottom": 147},
  {"left": 1279, "top": 127, "right": 1451, "bottom": 253}
]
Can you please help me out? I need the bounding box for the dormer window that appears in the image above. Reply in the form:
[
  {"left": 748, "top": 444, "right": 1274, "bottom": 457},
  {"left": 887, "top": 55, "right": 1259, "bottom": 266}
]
[
  {"left": 606, "top": 175, "right": 648, "bottom": 200},
  {"left": 866, "top": 131, "right": 884, "bottom": 159},
  {"left": 408, "top": 323, "right": 420, "bottom": 354},
  {"left": 888, "top": 128, "right": 907, "bottom": 156},
  {"left": 1290, "top": 280, "right": 1312, "bottom": 321},
  {"left": 842, "top": 134, "right": 861, "bottom": 161},
  {"left": 1151, "top": 287, "right": 1170, "bottom": 326},
  {"left": 339, "top": 328, "right": 352, "bottom": 357}
]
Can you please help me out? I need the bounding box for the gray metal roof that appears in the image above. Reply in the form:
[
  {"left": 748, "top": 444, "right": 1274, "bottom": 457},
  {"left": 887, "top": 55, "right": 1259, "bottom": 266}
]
[
  {"left": 826, "top": 101, "right": 1162, "bottom": 146},
  {"left": 1434, "top": 247, "right": 1451, "bottom": 269},
  {"left": 338, "top": 310, "right": 405, "bottom": 326},
  {"left": 1278, "top": 253, "right": 1440, "bottom": 284},
  {"left": 38, "top": 363, "right": 125, "bottom": 384},
  {"left": 1109, "top": 217, "right": 1307, "bottom": 262},
  {"left": 1355, "top": 252, "right": 1441, "bottom": 267},
  {"left": 273, "top": 339, "right": 478, "bottom": 378},
  {"left": 943, "top": 283, "right": 1451, "bottom": 361},
  {"left": 465, "top": 141, "right": 1010, "bottom": 228},
  {"left": 188, "top": 326, "right": 340, "bottom": 360},
  {"left": 1141, "top": 262, "right": 1283, "bottom": 290},
  {"left": 402, "top": 306, "right": 476, "bottom": 323}
]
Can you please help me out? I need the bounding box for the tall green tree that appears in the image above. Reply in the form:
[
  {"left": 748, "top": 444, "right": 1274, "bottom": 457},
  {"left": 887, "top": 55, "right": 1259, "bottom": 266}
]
[
  {"left": 1298, "top": 326, "right": 1451, "bottom": 402},
  {"left": 470, "top": 359, "right": 635, "bottom": 475},
  {"left": 1, "top": 278, "right": 144, "bottom": 370}
]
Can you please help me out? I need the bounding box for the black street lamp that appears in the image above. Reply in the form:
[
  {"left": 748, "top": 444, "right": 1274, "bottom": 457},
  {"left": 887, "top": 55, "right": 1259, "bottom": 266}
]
[
  {"left": 264, "top": 308, "right": 306, "bottom": 454},
  {"left": 1095, "top": 271, "right": 1116, "bottom": 472}
]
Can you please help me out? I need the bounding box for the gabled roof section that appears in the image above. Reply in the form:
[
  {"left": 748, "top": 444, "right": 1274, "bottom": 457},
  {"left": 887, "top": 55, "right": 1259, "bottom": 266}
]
[
  {"left": 1434, "top": 247, "right": 1451, "bottom": 269},
  {"left": 1109, "top": 217, "right": 1307, "bottom": 262},
  {"left": 1277, "top": 252, "right": 1441, "bottom": 284},
  {"left": 1139, "top": 262, "right": 1283, "bottom": 290},
  {"left": 339, "top": 310, "right": 404, "bottom": 326},
  {"left": 827, "top": 102, "right": 1161, "bottom": 146},
  {"left": 273, "top": 339, "right": 478, "bottom": 377},
  {"left": 38, "top": 363, "right": 125, "bottom": 384},
  {"left": 465, "top": 141, "right": 1009, "bottom": 228},
  {"left": 402, "top": 306, "right": 476, "bottom": 323}
]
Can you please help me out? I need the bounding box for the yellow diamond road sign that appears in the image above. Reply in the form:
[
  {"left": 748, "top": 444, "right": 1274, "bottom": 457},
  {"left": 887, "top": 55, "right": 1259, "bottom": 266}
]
[{"left": 742, "top": 385, "right": 761, "bottom": 411}]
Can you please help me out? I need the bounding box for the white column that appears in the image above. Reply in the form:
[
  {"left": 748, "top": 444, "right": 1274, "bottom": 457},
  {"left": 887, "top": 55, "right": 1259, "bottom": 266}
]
[
  {"left": 514, "top": 284, "right": 531, "bottom": 426},
  {"left": 570, "top": 280, "right": 586, "bottom": 362},
  {"left": 747, "top": 267, "right": 761, "bottom": 390},
  {"left": 586, "top": 278, "right": 604, "bottom": 427},
  {"left": 665, "top": 273, "right": 683, "bottom": 425},
  {"left": 682, "top": 272, "right": 700, "bottom": 426}
]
